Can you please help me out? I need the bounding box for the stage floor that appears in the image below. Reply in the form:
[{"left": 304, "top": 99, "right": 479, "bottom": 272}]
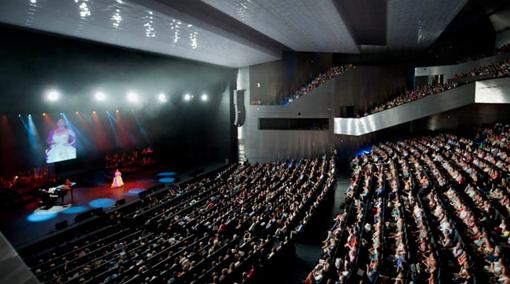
[{"left": 0, "top": 167, "right": 174, "bottom": 249}]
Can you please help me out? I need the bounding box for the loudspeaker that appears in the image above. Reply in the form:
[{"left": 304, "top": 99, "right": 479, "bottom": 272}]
[
  {"left": 75, "top": 211, "right": 93, "bottom": 223},
  {"left": 55, "top": 220, "right": 68, "bottom": 230},
  {"left": 190, "top": 168, "right": 204, "bottom": 177},
  {"left": 116, "top": 199, "right": 126, "bottom": 206},
  {"left": 138, "top": 191, "right": 148, "bottom": 199},
  {"left": 234, "top": 90, "right": 246, "bottom": 127},
  {"left": 91, "top": 208, "right": 104, "bottom": 216}
]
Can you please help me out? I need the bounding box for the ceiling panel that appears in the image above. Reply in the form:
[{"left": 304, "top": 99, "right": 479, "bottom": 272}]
[
  {"left": 201, "top": 0, "right": 359, "bottom": 53},
  {"left": 0, "top": 0, "right": 470, "bottom": 66},
  {"left": 385, "top": 0, "right": 467, "bottom": 50},
  {"left": 333, "top": 0, "right": 387, "bottom": 46},
  {"left": 491, "top": 8, "right": 510, "bottom": 32},
  {"left": 0, "top": 0, "right": 279, "bottom": 67}
]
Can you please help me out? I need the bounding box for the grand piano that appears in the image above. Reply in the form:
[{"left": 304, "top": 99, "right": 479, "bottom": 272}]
[{"left": 39, "top": 181, "right": 76, "bottom": 208}]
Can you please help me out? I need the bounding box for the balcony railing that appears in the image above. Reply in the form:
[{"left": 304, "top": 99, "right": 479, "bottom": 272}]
[{"left": 334, "top": 77, "right": 510, "bottom": 136}]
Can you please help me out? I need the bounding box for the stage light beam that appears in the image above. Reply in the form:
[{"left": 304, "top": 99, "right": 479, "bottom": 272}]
[
  {"left": 184, "top": 94, "right": 192, "bottom": 102},
  {"left": 158, "top": 93, "right": 168, "bottom": 103},
  {"left": 201, "top": 94, "right": 208, "bottom": 102},
  {"left": 26, "top": 114, "right": 43, "bottom": 159},
  {"left": 95, "top": 91, "right": 106, "bottom": 101},
  {"left": 45, "top": 89, "right": 60, "bottom": 102},
  {"left": 127, "top": 92, "right": 139, "bottom": 103}
]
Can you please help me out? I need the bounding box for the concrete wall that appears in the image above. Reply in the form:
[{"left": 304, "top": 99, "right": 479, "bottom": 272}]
[
  {"left": 240, "top": 87, "right": 334, "bottom": 162},
  {"left": 0, "top": 233, "right": 39, "bottom": 284},
  {"left": 239, "top": 64, "right": 408, "bottom": 161},
  {"left": 241, "top": 72, "right": 510, "bottom": 161},
  {"left": 248, "top": 53, "right": 333, "bottom": 104}
]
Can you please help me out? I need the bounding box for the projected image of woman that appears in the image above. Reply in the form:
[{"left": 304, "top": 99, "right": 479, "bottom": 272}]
[{"left": 46, "top": 118, "right": 77, "bottom": 163}]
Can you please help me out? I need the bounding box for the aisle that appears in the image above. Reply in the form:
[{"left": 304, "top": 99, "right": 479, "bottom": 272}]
[{"left": 255, "top": 173, "right": 350, "bottom": 283}]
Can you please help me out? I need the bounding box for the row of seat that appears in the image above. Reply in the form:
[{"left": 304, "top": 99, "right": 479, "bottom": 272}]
[
  {"left": 26, "top": 157, "right": 336, "bottom": 284},
  {"left": 307, "top": 127, "right": 510, "bottom": 284}
]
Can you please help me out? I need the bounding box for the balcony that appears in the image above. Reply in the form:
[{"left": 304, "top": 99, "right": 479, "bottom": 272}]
[{"left": 334, "top": 77, "right": 510, "bottom": 136}]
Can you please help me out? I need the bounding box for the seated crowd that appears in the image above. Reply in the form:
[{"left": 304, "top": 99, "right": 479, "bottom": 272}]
[
  {"left": 365, "top": 60, "right": 510, "bottom": 115},
  {"left": 476, "top": 123, "right": 510, "bottom": 151},
  {"left": 307, "top": 124, "right": 510, "bottom": 284},
  {"left": 270, "top": 65, "right": 354, "bottom": 105},
  {"left": 497, "top": 44, "right": 510, "bottom": 56},
  {"left": 23, "top": 156, "right": 336, "bottom": 284},
  {"left": 453, "top": 60, "right": 510, "bottom": 82},
  {"left": 251, "top": 64, "right": 356, "bottom": 105},
  {"left": 454, "top": 44, "right": 510, "bottom": 64}
]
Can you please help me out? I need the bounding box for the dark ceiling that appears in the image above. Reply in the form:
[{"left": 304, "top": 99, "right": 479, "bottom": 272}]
[{"left": 333, "top": 0, "right": 387, "bottom": 46}]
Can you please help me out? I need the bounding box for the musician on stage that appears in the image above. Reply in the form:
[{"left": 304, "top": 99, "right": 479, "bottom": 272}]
[
  {"left": 62, "top": 178, "right": 73, "bottom": 200},
  {"left": 39, "top": 179, "right": 74, "bottom": 208}
]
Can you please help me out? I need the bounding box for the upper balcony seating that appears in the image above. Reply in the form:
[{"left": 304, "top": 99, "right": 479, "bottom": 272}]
[{"left": 365, "top": 60, "right": 510, "bottom": 116}]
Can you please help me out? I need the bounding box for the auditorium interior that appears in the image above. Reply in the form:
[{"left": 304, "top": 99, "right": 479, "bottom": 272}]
[{"left": 2, "top": 0, "right": 510, "bottom": 283}]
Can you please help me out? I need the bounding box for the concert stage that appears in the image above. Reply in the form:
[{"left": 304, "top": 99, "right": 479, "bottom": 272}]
[{"left": 0, "top": 167, "right": 177, "bottom": 248}]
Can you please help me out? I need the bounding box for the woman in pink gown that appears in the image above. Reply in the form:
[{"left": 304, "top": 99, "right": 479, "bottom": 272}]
[{"left": 111, "top": 169, "right": 124, "bottom": 188}]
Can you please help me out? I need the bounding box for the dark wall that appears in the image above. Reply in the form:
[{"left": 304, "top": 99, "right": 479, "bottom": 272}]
[
  {"left": 247, "top": 53, "right": 411, "bottom": 114},
  {"left": 249, "top": 53, "right": 333, "bottom": 104},
  {"left": 241, "top": 62, "right": 412, "bottom": 161},
  {"left": 416, "top": 0, "right": 497, "bottom": 65},
  {"left": 331, "top": 65, "right": 410, "bottom": 115},
  {"left": 412, "top": 103, "right": 510, "bottom": 135},
  {"left": 0, "top": 24, "right": 236, "bottom": 174}
]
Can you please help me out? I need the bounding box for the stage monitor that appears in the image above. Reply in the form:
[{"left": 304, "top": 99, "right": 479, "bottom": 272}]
[{"left": 45, "top": 118, "right": 77, "bottom": 164}]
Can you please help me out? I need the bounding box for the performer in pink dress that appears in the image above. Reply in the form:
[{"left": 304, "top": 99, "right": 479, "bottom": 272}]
[{"left": 111, "top": 169, "right": 124, "bottom": 188}]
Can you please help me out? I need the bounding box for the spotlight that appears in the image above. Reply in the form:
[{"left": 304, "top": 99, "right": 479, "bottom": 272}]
[
  {"left": 127, "top": 92, "right": 139, "bottom": 103},
  {"left": 95, "top": 92, "right": 106, "bottom": 101},
  {"left": 184, "top": 94, "right": 192, "bottom": 101},
  {"left": 42, "top": 112, "right": 47, "bottom": 116},
  {"left": 157, "top": 93, "right": 168, "bottom": 103},
  {"left": 18, "top": 114, "right": 21, "bottom": 117},
  {"left": 115, "top": 109, "right": 120, "bottom": 113},
  {"left": 92, "top": 111, "right": 96, "bottom": 114},
  {"left": 200, "top": 94, "right": 208, "bottom": 102},
  {"left": 45, "top": 89, "right": 60, "bottom": 102},
  {"left": 75, "top": 111, "right": 79, "bottom": 115}
]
